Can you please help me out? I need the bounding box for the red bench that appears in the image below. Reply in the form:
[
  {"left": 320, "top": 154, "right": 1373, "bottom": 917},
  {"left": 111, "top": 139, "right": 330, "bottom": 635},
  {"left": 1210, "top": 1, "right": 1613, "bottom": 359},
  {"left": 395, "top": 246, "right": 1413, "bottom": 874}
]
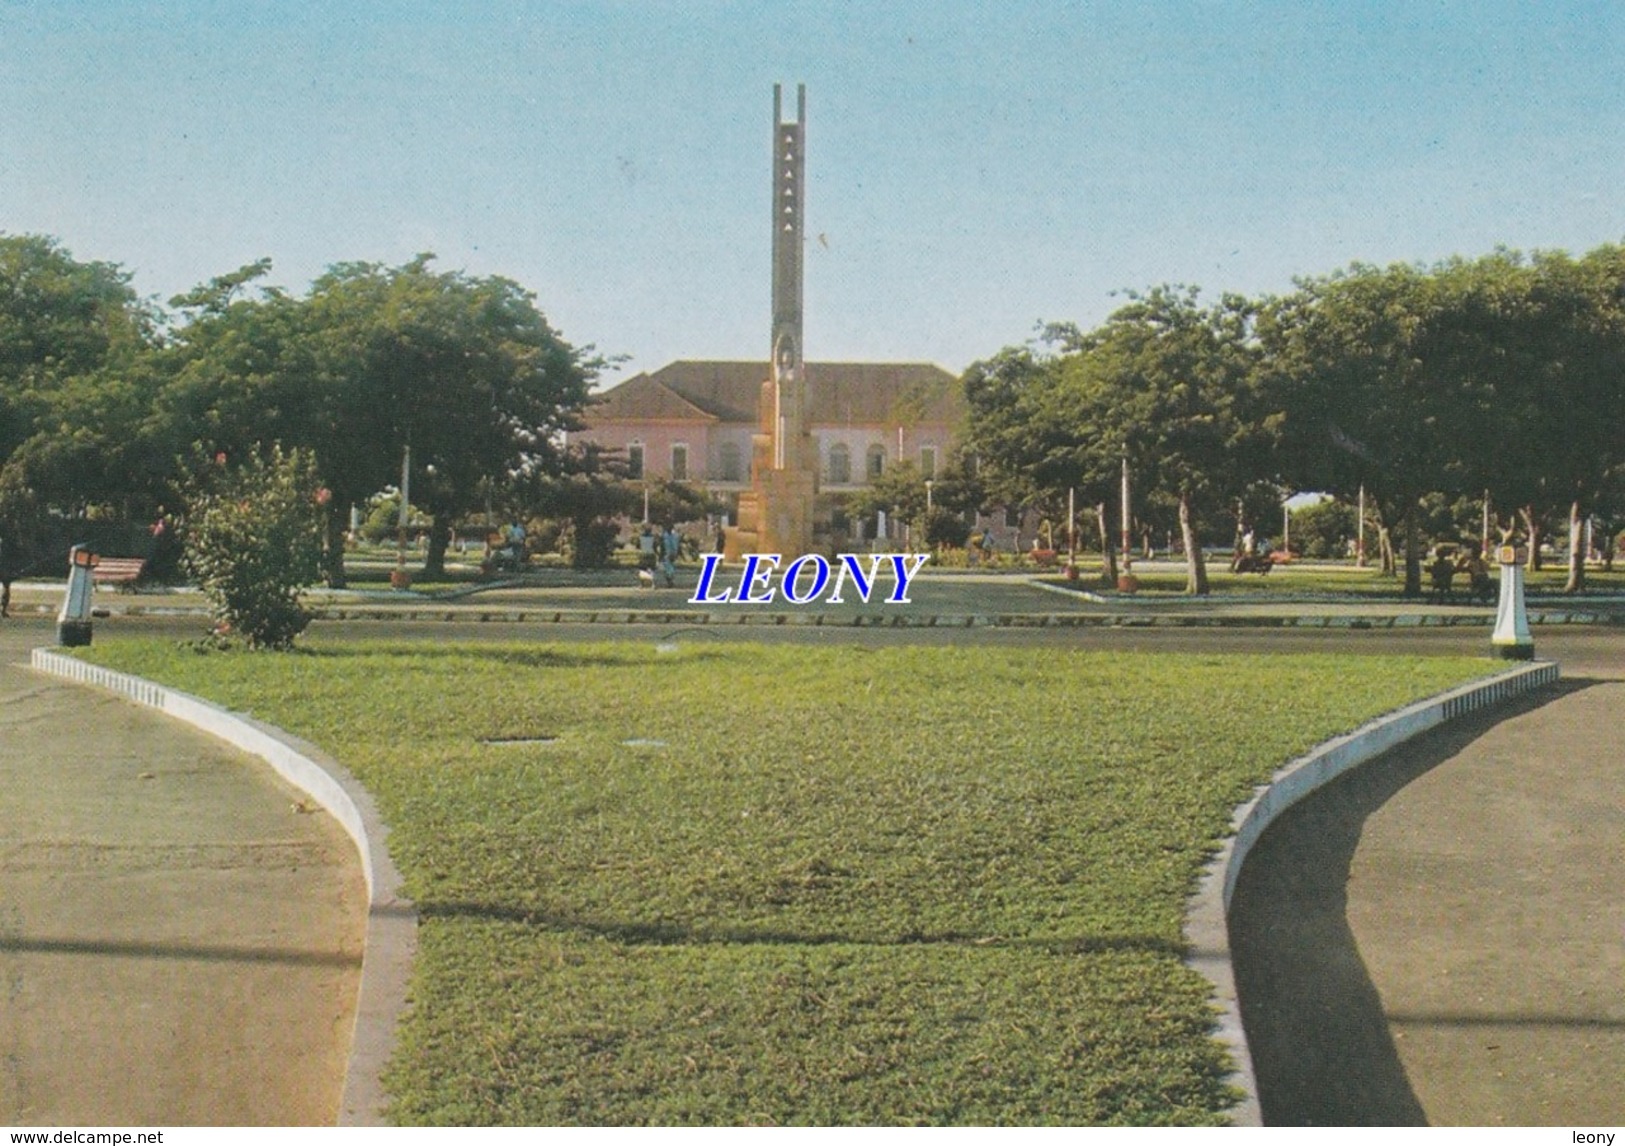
[{"left": 89, "top": 556, "right": 148, "bottom": 589}]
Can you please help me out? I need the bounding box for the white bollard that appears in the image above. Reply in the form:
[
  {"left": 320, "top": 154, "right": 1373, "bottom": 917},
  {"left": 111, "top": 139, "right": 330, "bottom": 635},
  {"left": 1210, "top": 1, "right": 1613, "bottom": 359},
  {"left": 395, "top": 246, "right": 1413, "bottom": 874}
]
[
  {"left": 57, "top": 545, "right": 97, "bottom": 647},
  {"left": 1491, "top": 544, "right": 1534, "bottom": 660}
]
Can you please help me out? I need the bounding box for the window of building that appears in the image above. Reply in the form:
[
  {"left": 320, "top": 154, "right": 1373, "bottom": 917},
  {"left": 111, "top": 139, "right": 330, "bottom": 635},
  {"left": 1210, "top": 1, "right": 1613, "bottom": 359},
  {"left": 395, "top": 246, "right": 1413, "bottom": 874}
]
[
  {"left": 671, "top": 443, "right": 688, "bottom": 482},
  {"left": 719, "top": 441, "right": 742, "bottom": 482},
  {"left": 828, "top": 442, "right": 851, "bottom": 484},
  {"left": 919, "top": 446, "right": 936, "bottom": 479},
  {"left": 866, "top": 444, "right": 886, "bottom": 481},
  {"left": 627, "top": 442, "right": 644, "bottom": 480},
  {"left": 1005, "top": 505, "right": 1021, "bottom": 528}
]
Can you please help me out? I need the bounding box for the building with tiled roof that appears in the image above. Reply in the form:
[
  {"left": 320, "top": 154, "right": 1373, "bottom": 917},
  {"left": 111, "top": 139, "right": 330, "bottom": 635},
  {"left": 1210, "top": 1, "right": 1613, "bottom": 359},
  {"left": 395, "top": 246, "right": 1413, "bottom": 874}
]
[{"left": 577, "top": 360, "right": 965, "bottom": 501}]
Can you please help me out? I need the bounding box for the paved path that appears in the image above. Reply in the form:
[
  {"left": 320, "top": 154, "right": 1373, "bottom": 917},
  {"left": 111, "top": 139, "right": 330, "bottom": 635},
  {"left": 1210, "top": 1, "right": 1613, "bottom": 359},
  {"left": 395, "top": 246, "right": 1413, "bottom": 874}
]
[
  {"left": 0, "top": 617, "right": 366, "bottom": 1125},
  {"left": 9, "top": 569, "right": 1622, "bottom": 630},
  {"left": 1229, "top": 632, "right": 1625, "bottom": 1125}
]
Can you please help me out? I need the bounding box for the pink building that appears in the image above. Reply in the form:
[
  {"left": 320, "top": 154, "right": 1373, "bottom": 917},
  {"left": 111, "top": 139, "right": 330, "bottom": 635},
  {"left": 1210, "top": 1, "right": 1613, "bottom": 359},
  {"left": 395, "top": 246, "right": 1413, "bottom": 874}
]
[
  {"left": 579, "top": 358, "right": 961, "bottom": 503},
  {"left": 576, "top": 359, "right": 1054, "bottom": 550}
]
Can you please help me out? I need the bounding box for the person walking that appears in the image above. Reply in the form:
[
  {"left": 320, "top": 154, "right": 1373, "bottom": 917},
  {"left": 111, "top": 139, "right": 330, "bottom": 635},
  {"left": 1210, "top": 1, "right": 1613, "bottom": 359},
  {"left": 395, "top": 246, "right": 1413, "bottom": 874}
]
[{"left": 660, "top": 524, "right": 681, "bottom": 587}]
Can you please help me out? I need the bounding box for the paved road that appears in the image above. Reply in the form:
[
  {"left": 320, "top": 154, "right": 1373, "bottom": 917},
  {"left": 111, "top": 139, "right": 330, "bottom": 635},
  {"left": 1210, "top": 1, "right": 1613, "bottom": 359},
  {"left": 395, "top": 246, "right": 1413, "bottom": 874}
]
[
  {"left": 0, "top": 616, "right": 366, "bottom": 1125},
  {"left": 1229, "top": 632, "right": 1625, "bottom": 1126}
]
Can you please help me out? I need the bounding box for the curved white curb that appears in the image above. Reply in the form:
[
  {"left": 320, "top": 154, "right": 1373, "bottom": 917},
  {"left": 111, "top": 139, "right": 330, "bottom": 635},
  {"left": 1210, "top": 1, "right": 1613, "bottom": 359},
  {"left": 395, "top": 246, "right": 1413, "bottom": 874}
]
[
  {"left": 29, "top": 648, "right": 416, "bottom": 1127},
  {"left": 1182, "top": 659, "right": 1559, "bottom": 1125}
]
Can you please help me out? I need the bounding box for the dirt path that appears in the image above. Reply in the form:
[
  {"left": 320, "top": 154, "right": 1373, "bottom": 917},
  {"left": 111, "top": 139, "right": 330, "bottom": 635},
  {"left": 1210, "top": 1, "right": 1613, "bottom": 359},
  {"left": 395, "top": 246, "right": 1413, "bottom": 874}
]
[
  {"left": 0, "top": 618, "right": 366, "bottom": 1125},
  {"left": 1229, "top": 636, "right": 1625, "bottom": 1125}
]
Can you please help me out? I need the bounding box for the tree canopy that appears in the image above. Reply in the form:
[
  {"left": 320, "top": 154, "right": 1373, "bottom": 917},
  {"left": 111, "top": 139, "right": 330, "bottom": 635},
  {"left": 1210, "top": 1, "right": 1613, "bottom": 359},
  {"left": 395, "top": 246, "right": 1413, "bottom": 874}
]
[
  {"left": 1, "top": 241, "right": 600, "bottom": 587},
  {"left": 966, "top": 246, "right": 1625, "bottom": 594}
]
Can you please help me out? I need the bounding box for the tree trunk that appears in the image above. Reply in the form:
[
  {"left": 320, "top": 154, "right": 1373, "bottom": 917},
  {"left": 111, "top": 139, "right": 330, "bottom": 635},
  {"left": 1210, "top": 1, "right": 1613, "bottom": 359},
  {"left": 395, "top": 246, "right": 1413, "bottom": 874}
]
[
  {"left": 321, "top": 504, "right": 347, "bottom": 589},
  {"left": 1564, "top": 499, "right": 1586, "bottom": 593},
  {"left": 1519, "top": 507, "right": 1542, "bottom": 573},
  {"left": 1401, "top": 506, "right": 1422, "bottom": 597},
  {"left": 423, "top": 513, "right": 452, "bottom": 579},
  {"left": 1180, "top": 492, "right": 1208, "bottom": 595},
  {"left": 1095, "top": 502, "right": 1117, "bottom": 586}
]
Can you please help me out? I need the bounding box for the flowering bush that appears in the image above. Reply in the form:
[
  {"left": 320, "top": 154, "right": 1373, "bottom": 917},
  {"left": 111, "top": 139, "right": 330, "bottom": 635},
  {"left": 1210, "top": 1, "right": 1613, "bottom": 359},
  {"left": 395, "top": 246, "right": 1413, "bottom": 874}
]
[{"left": 183, "top": 446, "right": 323, "bottom": 649}]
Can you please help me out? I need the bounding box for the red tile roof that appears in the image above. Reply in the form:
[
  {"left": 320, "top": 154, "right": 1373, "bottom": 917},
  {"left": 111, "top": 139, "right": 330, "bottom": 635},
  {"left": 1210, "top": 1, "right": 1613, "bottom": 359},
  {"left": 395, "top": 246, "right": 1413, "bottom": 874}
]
[{"left": 588, "top": 360, "right": 963, "bottom": 427}]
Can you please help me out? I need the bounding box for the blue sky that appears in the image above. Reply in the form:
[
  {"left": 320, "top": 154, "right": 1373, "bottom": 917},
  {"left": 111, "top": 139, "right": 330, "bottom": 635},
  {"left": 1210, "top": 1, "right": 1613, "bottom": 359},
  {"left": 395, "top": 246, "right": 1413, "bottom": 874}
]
[{"left": 4, "top": 2, "right": 1623, "bottom": 385}]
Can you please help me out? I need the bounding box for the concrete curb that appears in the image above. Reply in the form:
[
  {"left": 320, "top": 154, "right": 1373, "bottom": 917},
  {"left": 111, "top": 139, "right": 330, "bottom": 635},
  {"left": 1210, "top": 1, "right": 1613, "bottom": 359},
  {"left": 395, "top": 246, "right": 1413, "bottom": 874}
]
[
  {"left": 6, "top": 593, "right": 1621, "bottom": 627},
  {"left": 24, "top": 602, "right": 1613, "bottom": 627},
  {"left": 1182, "top": 658, "right": 1560, "bottom": 1126},
  {"left": 28, "top": 648, "right": 415, "bottom": 1127}
]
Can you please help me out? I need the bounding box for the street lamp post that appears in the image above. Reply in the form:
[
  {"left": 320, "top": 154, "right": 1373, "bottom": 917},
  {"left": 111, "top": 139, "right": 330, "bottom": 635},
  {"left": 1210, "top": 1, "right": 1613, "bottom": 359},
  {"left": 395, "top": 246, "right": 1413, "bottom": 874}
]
[
  {"left": 393, "top": 441, "right": 412, "bottom": 590},
  {"left": 1357, "top": 485, "right": 1367, "bottom": 567},
  {"left": 1065, "top": 486, "right": 1079, "bottom": 580},
  {"left": 1120, "top": 454, "right": 1131, "bottom": 568}
]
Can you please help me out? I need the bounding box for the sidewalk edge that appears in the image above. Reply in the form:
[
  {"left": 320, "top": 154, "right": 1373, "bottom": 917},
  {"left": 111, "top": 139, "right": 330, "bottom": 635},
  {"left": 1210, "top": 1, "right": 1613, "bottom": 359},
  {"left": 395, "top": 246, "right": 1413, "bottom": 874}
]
[
  {"left": 28, "top": 647, "right": 414, "bottom": 1128},
  {"left": 1182, "top": 658, "right": 1560, "bottom": 1126}
]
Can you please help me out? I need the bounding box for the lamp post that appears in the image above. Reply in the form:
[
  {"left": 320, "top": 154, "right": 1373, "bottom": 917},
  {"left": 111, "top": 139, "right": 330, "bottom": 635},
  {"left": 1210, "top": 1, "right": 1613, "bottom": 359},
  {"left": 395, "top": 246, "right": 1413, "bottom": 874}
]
[
  {"left": 1120, "top": 454, "right": 1131, "bottom": 568},
  {"left": 1356, "top": 485, "right": 1367, "bottom": 567},
  {"left": 393, "top": 442, "right": 412, "bottom": 590},
  {"left": 1066, "top": 486, "right": 1078, "bottom": 579}
]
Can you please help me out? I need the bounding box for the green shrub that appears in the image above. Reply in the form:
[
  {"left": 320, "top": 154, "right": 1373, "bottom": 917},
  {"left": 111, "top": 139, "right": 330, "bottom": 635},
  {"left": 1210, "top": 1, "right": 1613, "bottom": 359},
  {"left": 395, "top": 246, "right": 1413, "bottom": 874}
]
[
  {"left": 1289, "top": 499, "right": 1358, "bottom": 559},
  {"left": 923, "top": 506, "right": 971, "bottom": 548},
  {"left": 570, "top": 519, "right": 621, "bottom": 568},
  {"left": 182, "top": 446, "right": 323, "bottom": 649}
]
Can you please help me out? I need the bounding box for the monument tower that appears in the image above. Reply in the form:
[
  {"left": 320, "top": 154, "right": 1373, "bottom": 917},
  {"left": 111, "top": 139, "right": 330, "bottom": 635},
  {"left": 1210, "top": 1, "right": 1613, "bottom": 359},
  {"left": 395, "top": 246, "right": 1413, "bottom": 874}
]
[{"left": 726, "top": 83, "right": 818, "bottom": 561}]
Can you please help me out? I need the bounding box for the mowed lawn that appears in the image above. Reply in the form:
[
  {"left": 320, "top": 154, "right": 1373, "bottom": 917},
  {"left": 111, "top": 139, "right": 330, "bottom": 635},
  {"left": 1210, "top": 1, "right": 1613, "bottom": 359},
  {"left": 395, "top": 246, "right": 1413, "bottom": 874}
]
[{"left": 83, "top": 638, "right": 1491, "bottom": 1125}]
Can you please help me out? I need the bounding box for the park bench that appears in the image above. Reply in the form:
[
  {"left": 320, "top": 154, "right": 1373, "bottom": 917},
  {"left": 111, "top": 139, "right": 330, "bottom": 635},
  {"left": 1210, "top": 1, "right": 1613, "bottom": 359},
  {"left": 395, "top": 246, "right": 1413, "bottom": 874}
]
[{"left": 89, "top": 556, "right": 148, "bottom": 590}]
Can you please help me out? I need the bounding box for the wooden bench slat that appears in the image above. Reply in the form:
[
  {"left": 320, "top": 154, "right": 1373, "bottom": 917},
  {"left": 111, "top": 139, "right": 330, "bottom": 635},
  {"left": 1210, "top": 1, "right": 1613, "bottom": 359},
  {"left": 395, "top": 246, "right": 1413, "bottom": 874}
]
[{"left": 90, "top": 557, "right": 147, "bottom": 583}]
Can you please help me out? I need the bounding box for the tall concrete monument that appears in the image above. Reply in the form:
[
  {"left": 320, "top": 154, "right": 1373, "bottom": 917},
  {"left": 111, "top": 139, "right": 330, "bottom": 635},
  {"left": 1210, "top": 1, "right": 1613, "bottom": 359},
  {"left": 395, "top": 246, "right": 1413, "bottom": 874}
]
[{"left": 726, "top": 83, "right": 819, "bottom": 561}]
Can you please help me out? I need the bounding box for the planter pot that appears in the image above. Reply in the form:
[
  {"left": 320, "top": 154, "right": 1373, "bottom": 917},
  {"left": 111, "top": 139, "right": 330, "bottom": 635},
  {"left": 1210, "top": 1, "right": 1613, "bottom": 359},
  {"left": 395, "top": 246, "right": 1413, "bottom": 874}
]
[
  {"left": 390, "top": 568, "right": 413, "bottom": 590},
  {"left": 1117, "top": 573, "right": 1139, "bottom": 593}
]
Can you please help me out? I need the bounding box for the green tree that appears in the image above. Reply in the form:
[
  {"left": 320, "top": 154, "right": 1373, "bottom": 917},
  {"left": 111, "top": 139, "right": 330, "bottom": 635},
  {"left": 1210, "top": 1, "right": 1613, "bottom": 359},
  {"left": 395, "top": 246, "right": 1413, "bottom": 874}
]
[
  {"left": 306, "top": 256, "right": 597, "bottom": 579},
  {"left": 1484, "top": 248, "right": 1625, "bottom": 590},
  {"left": 0, "top": 235, "right": 162, "bottom": 576},
  {"left": 1262, "top": 263, "right": 1479, "bottom": 596},
  {"left": 641, "top": 478, "right": 721, "bottom": 530},
  {"left": 850, "top": 460, "right": 931, "bottom": 541},
  {"left": 0, "top": 235, "right": 153, "bottom": 397},
  {"left": 152, "top": 255, "right": 599, "bottom": 585},
  {"left": 1289, "top": 498, "right": 1359, "bottom": 559},
  {"left": 1054, "top": 288, "right": 1272, "bottom": 594},
  {"left": 525, "top": 444, "right": 640, "bottom": 569},
  {"left": 963, "top": 343, "right": 1124, "bottom": 583}
]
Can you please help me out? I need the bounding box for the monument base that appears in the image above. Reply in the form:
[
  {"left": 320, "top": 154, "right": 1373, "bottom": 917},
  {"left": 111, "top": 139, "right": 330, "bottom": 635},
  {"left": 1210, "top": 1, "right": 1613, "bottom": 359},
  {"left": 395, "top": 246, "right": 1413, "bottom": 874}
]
[
  {"left": 1492, "top": 642, "right": 1535, "bottom": 661},
  {"left": 729, "top": 468, "right": 817, "bottom": 561},
  {"left": 57, "top": 620, "right": 93, "bottom": 647},
  {"left": 722, "top": 527, "right": 760, "bottom": 564}
]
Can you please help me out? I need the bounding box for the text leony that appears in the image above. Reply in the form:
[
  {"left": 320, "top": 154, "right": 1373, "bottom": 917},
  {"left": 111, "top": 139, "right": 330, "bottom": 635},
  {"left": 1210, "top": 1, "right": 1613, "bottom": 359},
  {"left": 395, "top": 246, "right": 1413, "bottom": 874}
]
[{"left": 689, "top": 553, "right": 928, "bottom": 605}]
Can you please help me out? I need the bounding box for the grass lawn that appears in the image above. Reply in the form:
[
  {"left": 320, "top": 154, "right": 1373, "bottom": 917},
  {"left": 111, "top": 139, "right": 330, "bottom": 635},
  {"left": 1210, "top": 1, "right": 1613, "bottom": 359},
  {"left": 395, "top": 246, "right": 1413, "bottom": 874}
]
[{"left": 82, "top": 637, "right": 1493, "bottom": 1125}]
